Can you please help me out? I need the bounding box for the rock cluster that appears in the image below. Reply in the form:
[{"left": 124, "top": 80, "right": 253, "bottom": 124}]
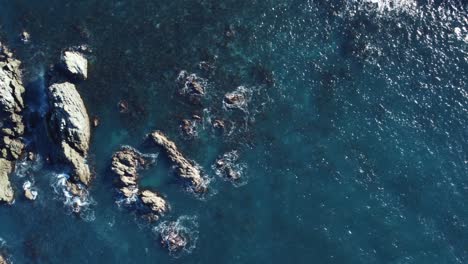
[
  {"left": 111, "top": 146, "right": 168, "bottom": 218},
  {"left": 147, "top": 131, "right": 207, "bottom": 193},
  {"left": 0, "top": 43, "right": 26, "bottom": 203}
]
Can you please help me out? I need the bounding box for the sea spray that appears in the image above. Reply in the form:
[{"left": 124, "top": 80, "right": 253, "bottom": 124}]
[
  {"left": 153, "top": 215, "right": 199, "bottom": 257},
  {"left": 51, "top": 172, "right": 96, "bottom": 221}
]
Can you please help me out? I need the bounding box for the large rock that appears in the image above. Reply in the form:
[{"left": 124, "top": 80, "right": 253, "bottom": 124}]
[
  {"left": 47, "top": 82, "right": 91, "bottom": 185},
  {"left": 147, "top": 131, "right": 206, "bottom": 193},
  {"left": 0, "top": 159, "right": 14, "bottom": 203},
  {"left": 61, "top": 51, "right": 88, "bottom": 80},
  {"left": 0, "top": 42, "right": 26, "bottom": 203}
]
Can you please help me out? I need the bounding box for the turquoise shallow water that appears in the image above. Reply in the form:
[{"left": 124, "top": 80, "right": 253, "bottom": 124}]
[{"left": 0, "top": 0, "right": 467, "bottom": 263}]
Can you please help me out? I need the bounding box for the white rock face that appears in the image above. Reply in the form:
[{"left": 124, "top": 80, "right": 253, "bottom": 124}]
[{"left": 61, "top": 51, "right": 88, "bottom": 80}]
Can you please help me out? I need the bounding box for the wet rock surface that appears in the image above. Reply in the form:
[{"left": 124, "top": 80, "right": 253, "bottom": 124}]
[
  {"left": 147, "top": 131, "right": 207, "bottom": 193},
  {"left": 61, "top": 51, "right": 88, "bottom": 80},
  {"left": 0, "top": 43, "right": 26, "bottom": 204},
  {"left": 47, "top": 82, "right": 91, "bottom": 186}
]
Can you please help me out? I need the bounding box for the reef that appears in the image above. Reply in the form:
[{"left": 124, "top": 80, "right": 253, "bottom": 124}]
[
  {"left": 147, "top": 131, "right": 207, "bottom": 193},
  {"left": 0, "top": 42, "right": 26, "bottom": 203}
]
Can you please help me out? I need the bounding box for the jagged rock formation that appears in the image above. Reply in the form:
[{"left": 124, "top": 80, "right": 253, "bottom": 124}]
[
  {"left": 0, "top": 159, "right": 14, "bottom": 203},
  {"left": 0, "top": 43, "right": 26, "bottom": 203},
  {"left": 147, "top": 131, "right": 207, "bottom": 193},
  {"left": 111, "top": 146, "right": 168, "bottom": 218},
  {"left": 61, "top": 51, "right": 88, "bottom": 80},
  {"left": 47, "top": 82, "right": 91, "bottom": 185}
]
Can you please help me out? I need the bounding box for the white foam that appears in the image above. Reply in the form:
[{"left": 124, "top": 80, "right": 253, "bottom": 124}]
[
  {"left": 153, "top": 215, "right": 199, "bottom": 257},
  {"left": 51, "top": 172, "right": 96, "bottom": 220},
  {"left": 22, "top": 180, "right": 38, "bottom": 200},
  {"left": 359, "top": 0, "right": 417, "bottom": 13},
  {"left": 213, "top": 150, "right": 248, "bottom": 187}
]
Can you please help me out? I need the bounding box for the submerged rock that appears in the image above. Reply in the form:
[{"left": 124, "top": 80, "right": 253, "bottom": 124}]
[
  {"left": 61, "top": 51, "right": 88, "bottom": 80},
  {"left": 180, "top": 118, "right": 198, "bottom": 138},
  {"left": 177, "top": 71, "right": 206, "bottom": 97},
  {"left": 47, "top": 82, "right": 91, "bottom": 185},
  {"left": 223, "top": 86, "right": 251, "bottom": 111},
  {"left": 0, "top": 159, "right": 14, "bottom": 204},
  {"left": 147, "top": 131, "right": 207, "bottom": 193},
  {"left": 0, "top": 42, "right": 26, "bottom": 203},
  {"left": 161, "top": 227, "right": 188, "bottom": 252},
  {"left": 213, "top": 150, "right": 247, "bottom": 186},
  {"left": 155, "top": 216, "right": 198, "bottom": 254}
]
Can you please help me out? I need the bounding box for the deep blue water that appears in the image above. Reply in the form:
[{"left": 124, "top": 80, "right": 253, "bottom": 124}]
[{"left": 0, "top": 0, "right": 467, "bottom": 263}]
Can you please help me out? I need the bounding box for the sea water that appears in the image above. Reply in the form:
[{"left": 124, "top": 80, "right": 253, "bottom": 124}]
[{"left": 0, "top": 0, "right": 466, "bottom": 263}]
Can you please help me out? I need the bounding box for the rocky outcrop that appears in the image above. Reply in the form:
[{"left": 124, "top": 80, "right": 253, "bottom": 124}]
[
  {"left": 47, "top": 82, "right": 91, "bottom": 185},
  {"left": 0, "top": 43, "right": 26, "bottom": 203},
  {"left": 111, "top": 146, "right": 168, "bottom": 218},
  {"left": 0, "top": 254, "right": 8, "bottom": 264},
  {"left": 61, "top": 51, "right": 88, "bottom": 80},
  {"left": 0, "top": 159, "right": 14, "bottom": 203},
  {"left": 147, "top": 131, "right": 207, "bottom": 193}
]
